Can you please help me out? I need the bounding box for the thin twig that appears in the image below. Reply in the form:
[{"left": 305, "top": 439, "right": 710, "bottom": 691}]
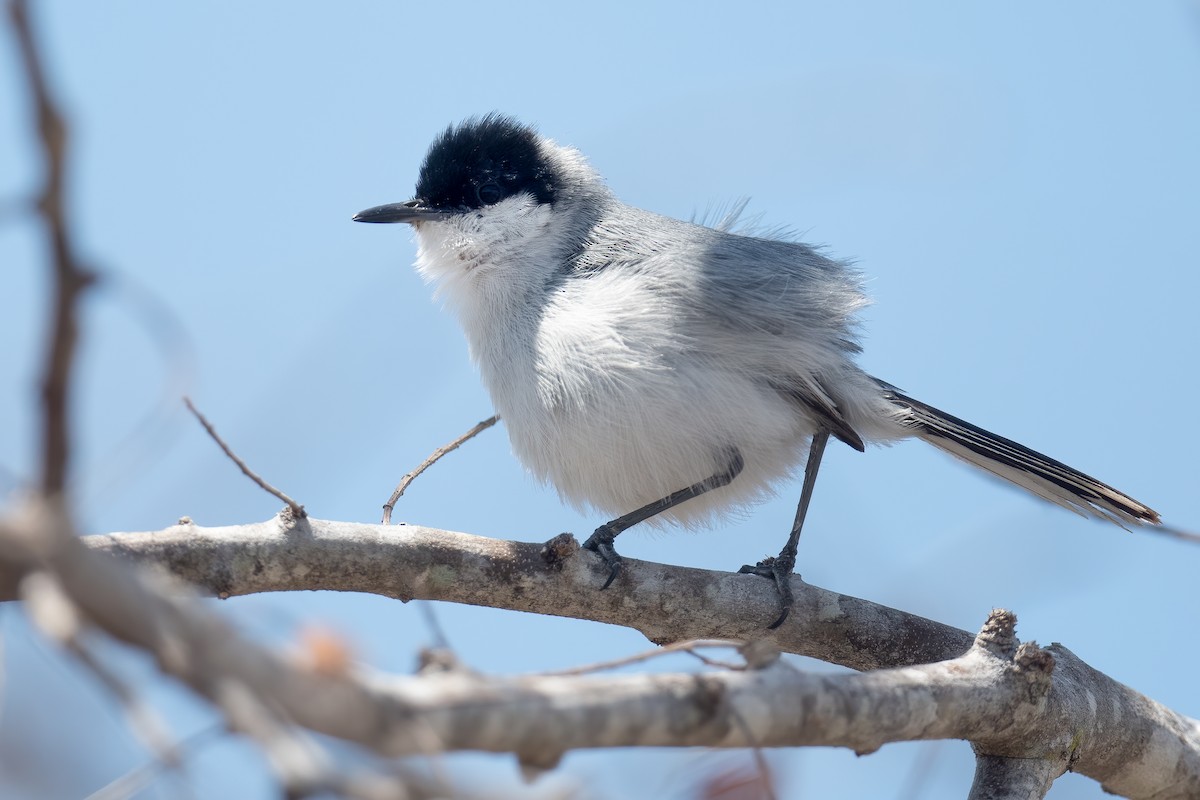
[
  {"left": 19, "top": 570, "right": 184, "bottom": 790},
  {"left": 895, "top": 741, "right": 945, "bottom": 800},
  {"left": 381, "top": 414, "right": 499, "bottom": 524},
  {"left": 535, "top": 639, "right": 748, "bottom": 677},
  {"left": 417, "top": 601, "right": 451, "bottom": 651},
  {"left": 86, "top": 725, "right": 222, "bottom": 800},
  {"left": 9, "top": 0, "right": 96, "bottom": 495},
  {"left": 684, "top": 650, "right": 745, "bottom": 671},
  {"left": 68, "top": 640, "right": 182, "bottom": 770},
  {"left": 81, "top": 273, "right": 196, "bottom": 505},
  {"left": 721, "top": 721, "right": 780, "bottom": 800},
  {"left": 183, "top": 397, "right": 305, "bottom": 517}
]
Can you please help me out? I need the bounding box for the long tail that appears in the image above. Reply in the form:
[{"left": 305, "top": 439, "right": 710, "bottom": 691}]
[{"left": 883, "top": 387, "right": 1159, "bottom": 528}]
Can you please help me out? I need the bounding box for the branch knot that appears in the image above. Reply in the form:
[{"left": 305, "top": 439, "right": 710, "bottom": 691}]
[
  {"left": 974, "top": 608, "right": 1018, "bottom": 659},
  {"left": 1013, "top": 641, "right": 1055, "bottom": 701}
]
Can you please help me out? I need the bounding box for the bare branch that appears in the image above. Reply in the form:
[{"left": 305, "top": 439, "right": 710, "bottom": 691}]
[
  {"left": 8, "top": 0, "right": 97, "bottom": 495},
  {"left": 382, "top": 415, "right": 499, "bottom": 524},
  {"left": 67, "top": 517, "right": 974, "bottom": 670},
  {"left": 182, "top": 397, "right": 305, "bottom": 517},
  {"left": 1, "top": 511, "right": 1198, "bottom": 797},
  {"left": 0, "top": 502, "right": 435, "bottom": 797},
  {"left": 12, "top": 520, "right": 1189, "bottom": 799}
]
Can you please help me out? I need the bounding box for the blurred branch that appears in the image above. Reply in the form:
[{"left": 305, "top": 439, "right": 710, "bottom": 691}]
[
  {"left": 4, "top": 4, "right": 399, "bottom": 796},
  {"left": 86, "top": 725, "right": 222, "bottom": 800},
  {"left": 8, "top": 0, "right": 96, "bottom": 496},
  {"left": 0, "top": 503, "right": 433, "bottom": 799}
]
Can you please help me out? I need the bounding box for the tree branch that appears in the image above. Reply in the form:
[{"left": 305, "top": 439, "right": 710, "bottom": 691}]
[
  {"left": 69, "top": 516, "right": 972, "bottom": 671},
  {"left": 7, "top": 515, "right": 1197, "bottom": 800},
  {"left": 0, "top": 516, "right": 1195, "bottom": 797},
  {"left": 8, "top": 0, "right": 95, "bottom": 496}
]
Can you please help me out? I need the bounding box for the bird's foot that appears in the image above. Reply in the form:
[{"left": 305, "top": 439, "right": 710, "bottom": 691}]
[
  {"left": 739, "top": 553, "right": 797, "bottom": 629},
  {"left": 582, "top": 524, "right": 623, "bottom": 589}
]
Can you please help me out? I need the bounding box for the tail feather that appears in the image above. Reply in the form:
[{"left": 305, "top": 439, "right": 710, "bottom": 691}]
[{"left": 884, "top": 388, "right": 1159, "bottom": 528}]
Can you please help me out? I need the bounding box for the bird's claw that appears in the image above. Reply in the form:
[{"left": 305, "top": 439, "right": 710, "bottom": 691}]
[
  {"left": 582, "top": 525, "right": 623, "bottom": 589},
  {"left": 739, "top": 554, "right": 797, "bottom": 629}
]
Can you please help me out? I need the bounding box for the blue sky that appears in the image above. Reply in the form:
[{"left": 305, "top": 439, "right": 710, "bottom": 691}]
[{"left": 2, "top": 2, "right": 1199, "bottom": 798}]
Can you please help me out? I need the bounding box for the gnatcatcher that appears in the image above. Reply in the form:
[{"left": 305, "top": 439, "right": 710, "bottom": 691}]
[{"left": 355, "top": 114, "right": 1159, "bottom": 627}]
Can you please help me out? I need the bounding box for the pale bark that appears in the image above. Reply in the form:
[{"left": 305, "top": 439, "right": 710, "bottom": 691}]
[{"left": 1, "top": 511, "right": 1197, "bottom": 798}]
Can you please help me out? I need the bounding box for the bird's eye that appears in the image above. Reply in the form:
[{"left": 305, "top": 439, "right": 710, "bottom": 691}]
[{"left": 475, "top": 181, "right": 504, "bottom": 206}]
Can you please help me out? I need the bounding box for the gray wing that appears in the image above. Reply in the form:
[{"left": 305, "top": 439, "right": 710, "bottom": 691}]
[
  {"left": 768, "top": 377, "right": 866, "bottom": 451},
  {"left": 691, "top": 222, "right": 870, "bottom": 451},
  {"left": 566, "top": 206, "right": 873, "bottom": 451}
]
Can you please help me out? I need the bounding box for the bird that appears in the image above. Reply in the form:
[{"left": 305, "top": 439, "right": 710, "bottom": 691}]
[{"left": 354, "top": 113, "right": 1159, "bottom": 628}]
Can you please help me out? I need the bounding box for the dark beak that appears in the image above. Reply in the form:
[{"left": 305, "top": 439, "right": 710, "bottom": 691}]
[{"left": 352, "top": 200, "right": 451, "bottom": 224}]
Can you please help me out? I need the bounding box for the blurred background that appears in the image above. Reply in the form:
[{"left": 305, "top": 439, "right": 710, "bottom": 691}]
[{"left": 1, "top": 2, "right": 1198, "bottom": 797}]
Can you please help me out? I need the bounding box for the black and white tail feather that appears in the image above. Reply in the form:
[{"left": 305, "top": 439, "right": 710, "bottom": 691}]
[{"left": 882, "top": 384, "right": 1159, "bottom": 527}]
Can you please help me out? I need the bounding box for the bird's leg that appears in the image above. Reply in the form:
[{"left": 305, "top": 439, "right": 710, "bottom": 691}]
[
  {"left": 583, "top": 448, "right": 745, "bottom": 589},
  {"left": 740, "top": 429, "right": 830, "bottom": 629}
]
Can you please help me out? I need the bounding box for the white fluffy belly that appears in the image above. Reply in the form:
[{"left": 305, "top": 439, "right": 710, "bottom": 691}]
[{"left": 493, "top": 355, "right": 816, "bottom": 526}]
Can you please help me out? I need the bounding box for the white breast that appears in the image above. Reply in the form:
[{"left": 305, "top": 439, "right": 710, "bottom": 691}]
[{"left": 414, "top": 206, "right": 819, "bottom": 526}]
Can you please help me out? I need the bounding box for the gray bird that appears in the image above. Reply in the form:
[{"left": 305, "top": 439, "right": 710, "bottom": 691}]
[{"left": 355, "top": 114, "right": 1159, "bottom": 627}]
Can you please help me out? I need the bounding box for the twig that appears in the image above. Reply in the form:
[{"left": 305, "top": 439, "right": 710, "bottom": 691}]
[
  {"left": 417, "top": 601, "right": 451, "bottom": 651},
  {"left": 9, "top": 0, "right": 96, "bottom": 495},
  {"left": 895, "top": 741, "right": 945, "bottom": 800},
  {"left": 213, "top": 679, "right": 335, "bottom": 796},
  {"left": 684, "top": 649, "right": 745, "bottom": 671},
  {"left": 86, "top": 725, "right": 222, "bottom": 800},
  {"left": 535, "top": 639, "right": 749, "bottom": 676},
  {"left": 68, "top": 640, "right": 182, "bottom": 770},
  {"left": 700, "top": 738, "right": 779, "bottom": 800},
  {"left": 381, "top": 414, "right": 499, "bottom": 524},
  {"left": 80, "top": 273, "right": 196, "bottom": 505},
  {"left": 182, "top": 397, "right": 305, "bottom": 517},
  {"left": 745, "top": 743, "right": 778, "bottom": 800},
  {"left": 20, "top": 569, "right": 184, "bottom": 786}
]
